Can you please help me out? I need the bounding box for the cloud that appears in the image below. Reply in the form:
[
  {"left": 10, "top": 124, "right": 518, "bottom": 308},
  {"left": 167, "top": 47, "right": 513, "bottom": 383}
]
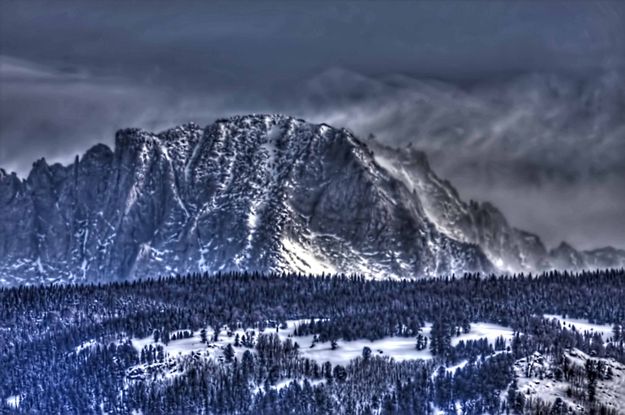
[
  {"left": 0, "top": 56, "right": 239, "bottom": 176},
  {"left": 293, "top": 68, "right": 625, "bottom": 183}
]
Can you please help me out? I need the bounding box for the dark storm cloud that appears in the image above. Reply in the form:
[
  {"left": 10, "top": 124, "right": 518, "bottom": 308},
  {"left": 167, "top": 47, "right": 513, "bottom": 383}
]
[{"left": 0, "top": 0, "right": 624, "bottom": 249}]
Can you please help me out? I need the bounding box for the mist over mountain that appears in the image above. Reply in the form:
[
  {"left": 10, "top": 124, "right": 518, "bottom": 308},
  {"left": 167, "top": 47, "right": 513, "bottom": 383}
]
[
  {"left": 302, "top": 68, "right": 625, "bottom": 182},
  {"left": 295, "top": 68, "right": 625, "bottom": 250},
  {"left": 1, "top": 114, "right": 622, "bottom": 285}
]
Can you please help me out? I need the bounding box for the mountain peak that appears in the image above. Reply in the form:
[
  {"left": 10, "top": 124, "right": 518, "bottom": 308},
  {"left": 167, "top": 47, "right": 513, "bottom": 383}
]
[
  {"left": 83, "top": 143, "right": 113, "bottom": 158},
  {"left": 553, "top": 241, "right": 576, "bottom": 252}
]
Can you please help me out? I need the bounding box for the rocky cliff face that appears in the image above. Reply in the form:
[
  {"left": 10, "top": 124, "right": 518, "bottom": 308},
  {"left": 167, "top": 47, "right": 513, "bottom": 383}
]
[
  {"left": 1, "top": 114, "right": 621, "bottom": 285},
  {"left": 368, "top": 141, "right": 625, "bottom": 274},
  {"left": 0, "top": 114, "right": 495, "bottom": 284}
]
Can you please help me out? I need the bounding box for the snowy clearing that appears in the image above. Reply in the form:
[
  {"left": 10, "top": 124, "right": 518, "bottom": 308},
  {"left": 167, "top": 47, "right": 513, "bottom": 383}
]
[
  {"left": 284, "top": 331, "right": 434, "bottom": 367},
  {"left": 451, "top": 322, "right": 514, "bottom": 347},
  {"left": 543, "top": 314, "right": 614, "bottom": 341},
  {"left": 127, "top": 319, "right": 515, "bottom": 371},
  {"left": 130, "top": 320, "right": 435, "bottom": 367}
]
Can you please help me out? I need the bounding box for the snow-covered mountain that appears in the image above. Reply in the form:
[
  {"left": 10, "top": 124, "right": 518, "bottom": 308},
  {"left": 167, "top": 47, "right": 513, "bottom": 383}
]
[{"left": 0, "top": 114, "right": 622, "bottom": 285}]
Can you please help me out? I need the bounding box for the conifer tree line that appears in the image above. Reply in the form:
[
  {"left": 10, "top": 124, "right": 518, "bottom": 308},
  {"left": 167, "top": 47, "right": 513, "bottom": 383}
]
[{"left": 0, "top": 268, "right": 624, "bottom": 413}]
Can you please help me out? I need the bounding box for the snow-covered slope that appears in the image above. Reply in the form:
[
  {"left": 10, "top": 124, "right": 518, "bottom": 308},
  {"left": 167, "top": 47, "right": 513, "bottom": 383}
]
[
  {"left": 0, "top": 114, "right": 492, "bottom": 284},
  {"left": 513, "top": 349, "right": 625, "bottom": 414}
]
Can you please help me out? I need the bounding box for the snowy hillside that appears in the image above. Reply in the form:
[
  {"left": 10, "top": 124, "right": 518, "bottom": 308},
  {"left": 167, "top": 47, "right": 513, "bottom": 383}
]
[
  {"left": 512, "top": 349, "right": 625, "bottom": 414},
  {"left": 3, "top": 270, "right": 625, "bottom": 414}
]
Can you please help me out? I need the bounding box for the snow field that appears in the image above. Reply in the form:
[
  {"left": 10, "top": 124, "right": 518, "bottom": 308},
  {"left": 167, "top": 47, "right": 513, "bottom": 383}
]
[
  {"left": 451, "top": 322, "right": 515, "bottom": 346},
  {"left": 128, "top": 319, "right": 514, "bottom": 368},
  {"left": 543, "top": 314, "right": 614, "bottom": 342}
]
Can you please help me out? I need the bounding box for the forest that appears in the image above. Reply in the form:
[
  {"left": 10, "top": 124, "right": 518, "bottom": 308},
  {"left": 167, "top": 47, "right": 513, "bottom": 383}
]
[{"left": 1, "top": 269, "right": 624, "bottom": 414}]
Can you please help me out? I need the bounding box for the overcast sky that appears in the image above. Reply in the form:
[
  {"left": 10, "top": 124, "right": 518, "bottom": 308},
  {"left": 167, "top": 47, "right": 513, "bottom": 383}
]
[{"left": 1, "top": 1, "right": 624, "bottom": 250}]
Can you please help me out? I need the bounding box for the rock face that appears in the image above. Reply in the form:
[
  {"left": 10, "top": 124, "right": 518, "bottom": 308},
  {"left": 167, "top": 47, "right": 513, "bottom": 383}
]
[{"left": 0, "top": 114, "right": 622, "bottom": 285}]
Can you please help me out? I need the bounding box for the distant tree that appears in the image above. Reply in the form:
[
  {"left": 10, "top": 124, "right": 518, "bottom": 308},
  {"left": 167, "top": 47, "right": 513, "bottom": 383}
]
[
  {"left": 416, "top": 334, "right": 427, "bottom": 351},
  {"left": 585, "top": 359, "right": 599, "bottom": 402},
  {"left": 612, "top": 324, "right": 621, "bottom": 342},
  {"left": 549, "top": 397, "right": 568, "bottom": 415},
  {"left": 223, "top": 343, "right": 235, "bottom": 363},
  {"left": 323, "top": 362, "right": 333, "bottom": 381}
]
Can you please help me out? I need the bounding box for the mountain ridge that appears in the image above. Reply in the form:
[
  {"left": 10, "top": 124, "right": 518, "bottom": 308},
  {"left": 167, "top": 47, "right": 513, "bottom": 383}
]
[
  {"left": 367, "top": 140, "right": 625, "bottom": 273},
  {"left": 0, "top": 114, "right": 622, "bottom": 285}
]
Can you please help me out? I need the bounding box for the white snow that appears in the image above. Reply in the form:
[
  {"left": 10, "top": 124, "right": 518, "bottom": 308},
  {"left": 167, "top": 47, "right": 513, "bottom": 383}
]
[
  {"left": 75, "top": 339, "right": 96, "bottom": 353},
  {"left": 445, "top": 360, "right": 469, "bottom": 374},
  {"left": 266, "top": 123, "right": 283, "bottom": 142},
  {"left": 129, "top": 320, "right": 435, "bottom": 370},
  {"left": 433, "top": 402, "right": 463, "bottom": 415},
  {"left": 6, "top": 395, "right": 21, "bottom": 408},
  {"left": 126, "top": 320, "right": 516, "bottom": 383},
  {"left": 286, "top": 333, "right": 434, "bottom": 367},
  {"left": 451, "top": 322, "right": 514, "bottom": 347},
  {"left": 544, "top": 314, "right": 614, "bottom": 341},
  {"left": 35, "top": 257, "right": 45, "bottom": 273},
  {"left": 281, "top": 238, "right": 336, "bottom": 275},
  {"left": 80, "top": 258, "right": 88, "bottom": 278},
  {"left": 271, "top": 378, "right": 325, "bottom": 392}
]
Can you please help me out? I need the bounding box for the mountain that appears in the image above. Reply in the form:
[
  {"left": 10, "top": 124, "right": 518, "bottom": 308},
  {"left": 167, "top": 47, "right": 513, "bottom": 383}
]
[
  {"left": 0, "top": 114, "right": 492, "bottom": 284},
  {"left": 0, "top": 114, "right": 622, "bottom": 285}
]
